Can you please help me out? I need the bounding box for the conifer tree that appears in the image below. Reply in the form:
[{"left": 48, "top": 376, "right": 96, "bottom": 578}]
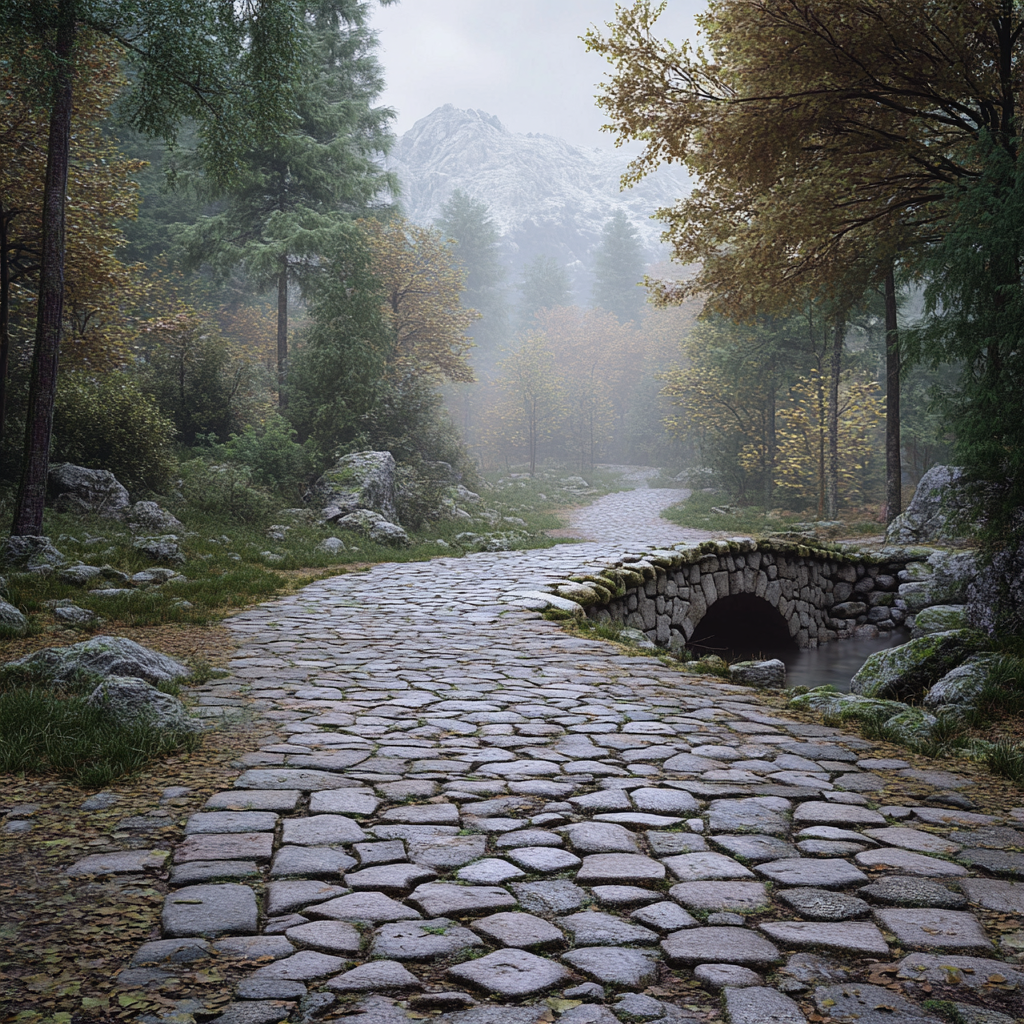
[
  {"left": 591, "top": 210, "right": 647, "bottom": 323},
  {"left": 517, "top": 255, "right": 571, "bottom": 330}
]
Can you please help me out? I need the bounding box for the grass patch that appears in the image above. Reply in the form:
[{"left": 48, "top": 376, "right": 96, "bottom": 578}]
[
  {"left": 0, "top": 663, "right": 202, "bottom": 787},
  {"left": 661, "top": 489, "right": 884, "bottom": 537}
]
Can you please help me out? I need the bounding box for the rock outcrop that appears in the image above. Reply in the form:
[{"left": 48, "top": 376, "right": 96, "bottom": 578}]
[
  {"left": 86, "top": 677, "right": 200, "bottom": 733},
  {"left": 48, "top": 463, "right": 130, "bottom": 518},
  {"left": 14, "top": 635, "right": 191, "bottom": 685},
  {"left": 885, "top": 465, "right": 969, "bottom": 546},
  {"left": 314, "top": 452, "right": 399, "bottom": 525},
  {"left": 2, "top": 535, "right": 66, "bottom": 571}
]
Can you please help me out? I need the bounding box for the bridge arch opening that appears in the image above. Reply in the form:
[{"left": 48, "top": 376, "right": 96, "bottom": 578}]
[{"left": 688, "top": 594, "right": 797, "bottom": 658}]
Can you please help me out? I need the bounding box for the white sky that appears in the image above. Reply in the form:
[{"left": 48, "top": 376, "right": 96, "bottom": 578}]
[{"left": 369, "top": 0, "right": 707, "bottom": 150}]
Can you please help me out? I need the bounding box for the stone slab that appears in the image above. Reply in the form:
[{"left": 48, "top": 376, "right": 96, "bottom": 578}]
[
  {"left": 234, "top": 769, "right": 356, "bottom": 791},
  {"left": 309, "top": 790, "right": 380, "bottom": 815},
  {"left": 561, "top": 946, "right": 658, "bottom": 987},
  {"left": 793, "top": 802, "right": 885, "bottom": 826},
  {"left": 344, "top": 863, "right": 437, "bottom": 893},
  {"left": 184, "top": 812, "right": 278, "bottom": 834},
  {"left": 894, "top": 953, "right": 1024, "bottom": 990},
  {"left": 662, "top": 852, "right": 755, "bottom": 882},
  {"left": 281, "top": 815, "right": 367, "bottom": 846},
  {"left": 471, "top": 912, "right": 565, "bottom": 949},
  {"left": 266, "top": 880, "right": 348, "bottom": 915},
  {"left": 67, "top": 850, "right": 169, "bottom": 877},
  {"left": 511, "top": 880, "right": 588, "bottom": 914},
  {"left": 162, "top": 884, "right": 258, "bottom": 938},
  {"left": 327, "top": 960, "right": 423, "bottom": 992},
  {"left": 371, "top": 918, "right": 484, "bottom": 961},
  {"left": 575, "top": 854, "right": 665, "bottom": 886},
  {"left": 174, "top": 833, "right": 274, "bottom": 863},
  {"left": 269, "top": 845, "right": 357, "bottom": 879},
  {"left": 409, "top": 883, "right": 516, "bottom": 917},
  {"left": 557, "top": 911, "right": 658, "bottom": 947},
  {"left": 629, "top": 901, "right": 698, "bottom": 933},
  {"left": 284, "top": 920, "right": 361, "bottom": 954},
  {"left": 873, "top": 908, "right": 993, "bottom": 953},
  {"left": 755, "top": 858, "right": 868, "bottom": 888},
  {"left": 722, "top": 986, "right": 806, "bottom": 1024},
  {"left": 759, "top": 920, "right": 889, "bottom": 955},
  {"left": 776, "top": 888, "right": 870, "bottom": 921},
  {"left": 854, "top": 848, "right": 967, "bottom": 876},
  {"left": 207, "top": 790, "right": 302, "bottom": 812},
  {"left": 960, "top": 878, "right": 1024, "bottom": 914},
  {"left": 307, "top": 891, "right": 422, "bottom": 923},
  {"left": 669, "top": 881, "right": 770, "bottom": 914},
  {"left": 661, "top": 926, "right": 781, "bottom": 967},
  {"left": 448, "top": 949, "right": 569, "bottom": 996}
]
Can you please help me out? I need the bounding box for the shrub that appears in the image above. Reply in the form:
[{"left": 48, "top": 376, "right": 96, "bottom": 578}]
[
  {"left": 51, "top": 370, "right": 177, "bottom": 491},
  {"left": 218, "top": 413, "right": 320, "bottom": 500},
  {"left": 174, "top": 458, "right": 276, "bottom": 524}
]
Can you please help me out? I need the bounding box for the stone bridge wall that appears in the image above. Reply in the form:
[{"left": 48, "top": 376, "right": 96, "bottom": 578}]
[{"left": 548, "top": 538, "right": 927, "bottom": 649}]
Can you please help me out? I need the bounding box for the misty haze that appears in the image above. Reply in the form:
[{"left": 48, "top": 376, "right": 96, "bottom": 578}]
[{"left": 2, "top": 3, "right": 1024, "bottom": 1021}]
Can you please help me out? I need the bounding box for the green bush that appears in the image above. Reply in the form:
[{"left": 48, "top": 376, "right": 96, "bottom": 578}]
[
  {"left": 51, "top": 371, "right": 177, "bottom": 491},
  {"left": 174, "top": 458, "right": 277, "bottom": 524},
  {"left": 218, "top": 413, "right": 320, "bottom": 500}
]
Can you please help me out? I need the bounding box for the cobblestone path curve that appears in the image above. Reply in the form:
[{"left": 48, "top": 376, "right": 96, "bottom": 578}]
[{"left": 97, "top": 487, "right": 1024, "bottom": 1024}]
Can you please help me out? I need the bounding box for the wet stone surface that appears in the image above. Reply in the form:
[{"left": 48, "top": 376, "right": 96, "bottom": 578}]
[{"left": 83, "top": 485, "right": 1024, "bottom": 1024}]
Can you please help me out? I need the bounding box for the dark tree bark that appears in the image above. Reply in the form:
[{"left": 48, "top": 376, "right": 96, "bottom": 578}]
[
  {"left": 884, "top": 265, "right": 902, "bottom": 524},
  {"left": 277, "top": 264, "right": 288, "bottom": 409},
  {"left": 825, "top": 312, "right": 844, "bottom": 520},
  {"left": 11, "top": 1, "right": 75, "bottom": 536},
  {"left": 0, "top": 209, "right": 13, "bottom": 449}
]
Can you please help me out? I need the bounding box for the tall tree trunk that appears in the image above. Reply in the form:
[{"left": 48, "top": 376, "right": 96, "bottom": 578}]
[
  {"left": 0, "top": 210, "right": 12, "bottom": 449},
  {"left": 12, "top": 3, "right": 75, "bottom": 536},
  {"left": 764, "top": 369, "right": 777, "bottom": 508},
  {"left": 884, "top": 265, "right": 902, "bottom": 524},
  {"left": 277, "top": 264, "right": 288, "bottom": 410},
  {"left": 825, "top": 312, "right": 844, "bottom": 519}
]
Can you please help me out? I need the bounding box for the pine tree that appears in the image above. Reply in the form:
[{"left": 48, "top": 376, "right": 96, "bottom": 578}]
[
  {"left": 517, "top": 255, "right": 571, "bottom": 330},
  {"left": 591, "top": 210, "right": 647, "bottom": 323},
  {"left": 435, "top": 189, "right": 506, "bottom": 362},
  {"left": 178, "top": 2, "right": 397, "bottom": 408}
]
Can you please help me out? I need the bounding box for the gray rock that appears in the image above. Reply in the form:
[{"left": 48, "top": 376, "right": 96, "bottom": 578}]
[
  {"left": 315, "top": 451, "right": 399, "bottom": 523},
  {"left": 171, "top": 861, "right": 262, "bottom": 885},
  {"left": 661, "top": 926, "right": 780, "bottom": 968},
  {"left": 708, "top": 797, "right": 791, "bottom": 836},
  {"left": 186, "top": 811, "right": 278, "bottom": 835},
  {"left": 208, "top": 790, "right": 303, "bottom": 811},
  {"left": 282, "top": 815, "right": 367, "bottom": 846},
  {"left": 327, "top": 960, "right": 422, "bottom": 992},
  {"left": 66, "top": 849, "right": 169, "bottom": 877},
  {"left": 885, "top": 465, "right": 968, "bottom": 545},
  {"left": 129, "top": 500, "right": 183, "bottom": 533},
  {"left": 457, "top": 859, "right": 526, "bottom": 884},
  {"left": 560, "top": 1005, "right": 620, "bottom": 1024},
  {"left": 663, "top": 852, "right": 755, "bottom": 882},
  {"left": 336, "top": 509, "right": 411, "bottom": 546},
  {"left": 562, "top": 821, "right": 639, "bottom": 854},
  {"left": 270, "top": 846, "right": 357, "bottom": 879},
  {"left": 776, "top": 888, "right": 870, "bottom": 920},
  {"left": 3, "top": 535, "right": 66, "bottom": 569},
  {"left": 956, "top": 847, "right": 1024, "bottom": 877},
  {"left": 894, "top": 953, "right": 1024, "bottom": 990},
  {"left": 175, "top": 833, "right": 274, "bottom": 864},
  {"left": 266, "top": 880, "right": 349, "bottom": 915},
  {"left": 558, "top": 912, "right": 658, "bottom": 946},
  {"left": 629, "top": 901, "right": 698, "bottom": 933},
  {"left": 345, "top": 863, "right": 437, "bottom": 893},
  {"left": 511, "top": 880, "right": 588, "bottom": 914},
  {"left": 779, "top": 952, "right": 850, "bottom": 987},
  {"left": 561, "top": 946, "right": 658, "bottom": 987},
  {"left": 213, "top": 1001, "right": 293, "bottom": 1024},
  {"left": 613, "top": 993, "right": 670, "bottom": 1022},
  {"left": 630, "top": 788, "right": 701, "bottom": 815},
  {"left": 471, "top": 912, "right": 565, "bottom": 949},
  {"left": 912, "top": 604, "right": 968, "bottom": 638},
  {"left": 285, "top": 920, "right": 361, "bottom": 954},
  {"left": 924, "top": 656, "right": 994, "bottom": 708},
  {"left": 755, "top": 858, "right": 868, "bottom": 888},
  {"left": 448, "top": 948, "right": 569, "bottom": 996},
  {"left": 408, "top": 883, "right": 516, "bottom": 917},
  {"left": 854, "top": 847, "right": 967, "bottom": 876},
  {"left": 371, "top": 918, "right": 484, "bottom": 961},
  {"left": 590, "top": 885, "right": 662, "bottom": 908},
  {"left": 944, "top": 1007, "right": 1015, "bottom": 1024},
  {"left": 214, "top": 935, "right": 296, "bottom": 962},
  {"left": 134, "top": 534, "right": 186, "bottom": 564},
  {"left": 236, "top": 978, "right": 307, "bottom": 1001},
  {"left": 508, "top": 846, "right": 582, "bottom": 873},
  {"left": 308, "top": 789, "right": 380, "bottom": 815},
  {"left": 793, "top": 802, "right": 885, "bottom": 826},
  {"left": 697, "top": 964, "right": 765, "bottom": 994},
  {"left": 58, "top": 563, "right": 104, "bottom": 585},
  {"left": 496, "top": 828, "right": 563, "bottom": 848},
  {"left": 709, "top": 835, "right": 798, "bottom": 864},
  {"left": 722, "top": 986, "right": 806, "bottom": 1024},
  {"left": 49, "top": 463, "right": 130, "bottom": 517},
  {"left": 86, "top": 678, "right": 200, "bottom": 732},
  {"left": 812, "top": 983, "right": 938, "bottom": 1024},
  {"left": 0, "top": 598, "right": 27, "bottom": 633},
  {"left": 162, "top": 884, "right": 259, "bottom": 938},
  {"left": 873, "top": 908, "right": 993, "bottom": 953},
  {"left": 309, "top": 892, "right": 422, "bottom": 923},
  {"left": 576, "top": 854, "right": 665, "bottom": 885},
  {"left": 728, "top": 660, "right": 786, "bottom": 688},
  {"left": 959, "top": 877, "right": 1024, "bottom": 913},
  {"left": 53, "top": 604, "right": 96, "bottom": 625},
  {"left": 646, "top": 832, "right": 708, "bottom": 856},
  {"left": 564, "top": 983, "right": 607, "bottom": 1000},
  {"left": 15, "top": 634, "right": 190, "bottom": 683},
  {"left": 316, "top": 536, "right": 347, "bottom": 554},
  {"left": 408, "top": 835, "right": 487, "bottom": 869},
  {"left": 669, "top": 881, "right": 770, "bottom": 914},
  {"left": 850, "top": 630, "right": 984, "bottom": 701},
  {"left": 859, "top": 876, "right": 967, "bottom": 909},
  {"left": 861, "top": 826, "right": 961, "bottom": 854},
  {"left": 131, "top": 938, "right": 211, "bottom": 966},
  {"left": 758, "top": 920, "right": 890, "bottom": 955},
  {"left": 380, "top": 802, "right": 460, "bottom": 825}
]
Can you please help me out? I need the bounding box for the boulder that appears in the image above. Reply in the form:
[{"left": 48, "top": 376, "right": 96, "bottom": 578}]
[
  {"left": 3, "top": 535, "right": 66, "bottom": 570},
  {"left": 790, "top": 688, "right": 906, "bottom": 724},
  {"left": 128, "top": 501, "right": 183, "bottom": 533},
  {"left": 882, "top": 708, "right": 937, "bottom": 743},
  {"left": 48, "top": 463, "right": 130, "bottom": 518},
  {"left": 912, "top": 605, "right": 968, "bottom": 638},
  {"left": 850, "top": 630, "right": 984, "bottom": 701},
  {"left": 927, "top": 550, "right": 977, "bottom": 604},
  {"left": 86, "top": 677, "right": 200, "bottom": 732},
  {"left": 53, "top": 605, "right": 98, "bottom": 626},
  {"left": 0, "top": 598, "right": 28, "bottom": 634},
  {"left": 316, "top": 537, "right": 346, "bottom": 554},
  {"left": 314, "top": 451, "right": 398, "bottom": 524},
  {"left": 133, "top": 535, "right": 185, "bottom": 564},
  {"left": 885, "top": 465, "right": 970, "bottom": 546},
  {"left": 59, "top": 564, "right": 105, "bottom": 586},
  {"left": 13, "top": 635, "right": 190, "bottom": 684},
  {"left": 729, "top": 659, "right": 786, "bottom": 688},
  {"left": 967, "top": 519, "right": 1024, "bottom": 636},
  {"left": 924, "top": 656, "right": 996, "bottom": 709},
  {"left": 335, "top": 510, "right": 410, "bottom": 547}
]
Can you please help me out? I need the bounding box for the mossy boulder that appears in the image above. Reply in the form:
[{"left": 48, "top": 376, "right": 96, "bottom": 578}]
[
  {"left": 911, "top": 605, "right": 968, "bottom": 638},
  {"left": 923, "top": 656, "right": 996, "bottom": 709},
  {"left": 790, "top": 687, "right": 906, "bottom": 724},
  {"left": 315, "top": 451, "right": 398, "bottom": 524},
  {"left": 882, "top": 708, "right": 938, "bottom": 743},
  {"left": 13, "top": 635, "right": 190, "bottom": 684},
  {"left": 849, "top": 629, "right": 985, "bottom": 701}
]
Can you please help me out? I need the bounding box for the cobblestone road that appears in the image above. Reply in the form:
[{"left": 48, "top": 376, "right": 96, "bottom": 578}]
[{"left": 81, "top": 487, "right": 1024, "bottom": 1024}]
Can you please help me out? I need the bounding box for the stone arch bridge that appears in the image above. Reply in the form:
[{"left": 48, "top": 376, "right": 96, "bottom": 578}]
[{"left": 525, "top": 537, "right": 929, "bottom": 651}]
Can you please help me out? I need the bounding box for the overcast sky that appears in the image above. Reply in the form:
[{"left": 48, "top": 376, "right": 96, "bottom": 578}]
[{"left": 369, "top": 1, "right": 706, "bottom": 150}]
